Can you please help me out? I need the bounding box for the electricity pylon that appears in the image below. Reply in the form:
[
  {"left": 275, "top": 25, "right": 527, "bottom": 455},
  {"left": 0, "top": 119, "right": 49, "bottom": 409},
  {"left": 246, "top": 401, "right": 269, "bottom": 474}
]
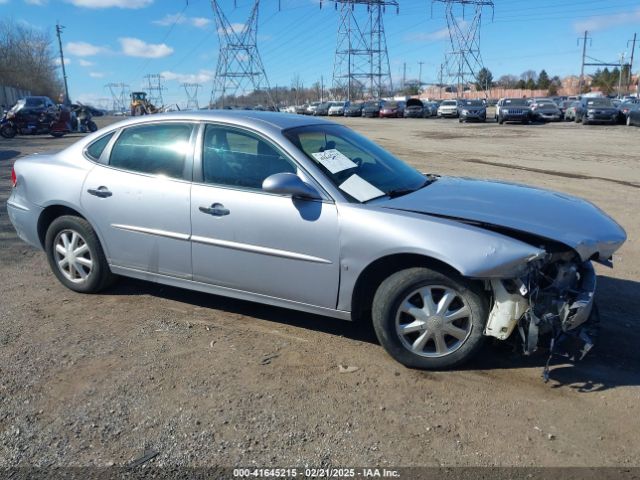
[
  {"left": 432, "top": 0, "right": 494, "bottom": 97},
  {"left": 209, "top": 0, "right": 273, "bottom": 108},
  {"left": 329, "top": 0, "right": 398, "bottom": 101},
  {"left": 182, "top": 83, "right": 201, "bottom": 110},
  {"left": 143, "top": 73, "right": 165, "bottom": 107},
  {"left": 105, "top": 82, "right": 129, "bottom": 112}
]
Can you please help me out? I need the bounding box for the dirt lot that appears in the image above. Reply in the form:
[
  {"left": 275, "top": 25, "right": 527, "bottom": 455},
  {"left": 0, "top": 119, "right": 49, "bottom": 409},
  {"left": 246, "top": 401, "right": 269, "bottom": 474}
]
[{"left": 0, "top": 115, "right": 638, "bottom": 470}]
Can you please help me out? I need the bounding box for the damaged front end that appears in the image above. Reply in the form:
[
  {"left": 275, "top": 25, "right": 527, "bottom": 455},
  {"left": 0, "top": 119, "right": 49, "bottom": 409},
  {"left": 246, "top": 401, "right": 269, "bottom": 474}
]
[{"left": 485, "top": 249, "right": 599, "bottom": 380}]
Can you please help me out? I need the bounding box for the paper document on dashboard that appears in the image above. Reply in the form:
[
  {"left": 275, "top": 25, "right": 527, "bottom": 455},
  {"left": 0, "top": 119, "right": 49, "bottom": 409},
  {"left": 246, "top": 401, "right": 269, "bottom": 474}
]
[
  {"left": 339, "top": 174, "right": 384, "bottom": 203},
  {"left": 311, "top": 149, "right": 357, "bottom": 174}
]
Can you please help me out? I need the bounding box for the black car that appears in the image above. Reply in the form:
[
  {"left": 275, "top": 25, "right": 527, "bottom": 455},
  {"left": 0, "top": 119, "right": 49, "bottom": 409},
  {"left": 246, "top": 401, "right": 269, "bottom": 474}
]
[
  {"left": 626, "top": 103, "right": 640, "bottom": 127},
  {"left": 577, "top": 97, "right": 618, "bottom": 125},
  {"left": 313, "top": 101, "right": 332, "bottom": 116},
  {"left": 403, "top": 98, "right": 424, "bottom": 118},
  {"left": 497, "top": 98, "right": 532, "bottom": 124},
  {"left": 344, "top": 102, "right": 363, "bottom": 117},
  {"left": 458, "top": 99, "right": 487, "bottom": 123},
  {"left": 362, "top": 100, "right": 383, "bottom": 118}
]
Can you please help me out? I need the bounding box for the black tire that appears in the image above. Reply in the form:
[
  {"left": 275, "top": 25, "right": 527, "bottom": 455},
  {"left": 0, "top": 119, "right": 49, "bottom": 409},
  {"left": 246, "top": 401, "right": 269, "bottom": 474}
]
[
  {"left": 1, "top": 124, "right": 17, "bottom": 138},
  {"left": 372, "top": 267, "right": 488, "bottom": 369},
  {"left": 575, "top": 114, "right": 581, "bottom": 123},
  {"left": 87, "top": 120, "right": 98, "bottom": 132},
  {"left": 627, "top": 115, "right": 632, "bottom": 127},
  {"left": 498, "top": 116, "right": 504, "bottom": 125},
  {"left": 45, "top": 215, "right": 116, "bottom": 293},
  {"left": 50, "top": 131, "right": 65, "bottom": 138},
  {"left": 582, "top": 117, "right": 589, "bottom": 125}
]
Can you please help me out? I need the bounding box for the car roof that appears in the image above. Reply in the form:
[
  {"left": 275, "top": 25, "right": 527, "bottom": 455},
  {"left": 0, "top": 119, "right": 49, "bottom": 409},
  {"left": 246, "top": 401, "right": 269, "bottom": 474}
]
[{"left": 104, "top": 110, "right": 334, "bottom": 132}]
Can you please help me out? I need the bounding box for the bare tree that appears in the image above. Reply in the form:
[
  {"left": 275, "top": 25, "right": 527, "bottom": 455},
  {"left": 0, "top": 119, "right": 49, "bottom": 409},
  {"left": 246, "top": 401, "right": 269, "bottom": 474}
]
[{"left": 0, "top": 19, "right": 63, "bottom": 100}]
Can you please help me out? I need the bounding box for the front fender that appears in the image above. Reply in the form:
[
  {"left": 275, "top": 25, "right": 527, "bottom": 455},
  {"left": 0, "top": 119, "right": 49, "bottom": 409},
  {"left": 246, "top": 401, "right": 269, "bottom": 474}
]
[{"left": 336, "top": 204, "right": 544, "bottom": 311}]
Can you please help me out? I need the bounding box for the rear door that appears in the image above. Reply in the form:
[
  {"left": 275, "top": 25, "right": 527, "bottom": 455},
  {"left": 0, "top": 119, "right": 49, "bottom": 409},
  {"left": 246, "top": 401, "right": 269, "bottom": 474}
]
[{"left": 81, "top": 122, "right": 196, "bottom": 278}]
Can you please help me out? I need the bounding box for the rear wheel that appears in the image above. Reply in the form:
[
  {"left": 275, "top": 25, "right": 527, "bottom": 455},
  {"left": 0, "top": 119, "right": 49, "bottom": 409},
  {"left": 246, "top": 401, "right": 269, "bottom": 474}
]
[
  {"left": 45, "top": 215, "right": 116, "bottom": 293},
  {"left": 372, "top": 267, "right": 488, "bottom": 369},
  {"left": 50, "top": 131, "right": 65, "bottom": 138}
]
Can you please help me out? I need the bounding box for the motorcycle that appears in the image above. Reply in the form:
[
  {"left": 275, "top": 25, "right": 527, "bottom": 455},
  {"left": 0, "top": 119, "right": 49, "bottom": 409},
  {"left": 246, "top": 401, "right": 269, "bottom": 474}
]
[
  {"left": 72, "top": 104, "right": 98, "bottom": 133},
  {"left": 1, "top": 101, "right": 74, "bottom": 139}
]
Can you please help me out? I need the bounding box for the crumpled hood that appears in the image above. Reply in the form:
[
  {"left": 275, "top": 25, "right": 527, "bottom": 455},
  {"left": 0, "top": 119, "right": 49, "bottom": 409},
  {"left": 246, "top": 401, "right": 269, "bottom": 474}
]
[{"left": 379, "top": 176, "right": 626, "bottom": 261}]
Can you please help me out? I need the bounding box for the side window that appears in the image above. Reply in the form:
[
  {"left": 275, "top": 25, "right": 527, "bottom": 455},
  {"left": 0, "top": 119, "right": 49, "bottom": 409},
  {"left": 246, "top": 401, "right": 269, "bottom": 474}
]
[
  {"left": 86, "top": 132, "right": 114, "bottom": 161},
  {"left": 202, "top": 125, "right": 296, "bottom": 190},
  {"left": 109, "top": 123, "right": 193, "bottom": 179}
]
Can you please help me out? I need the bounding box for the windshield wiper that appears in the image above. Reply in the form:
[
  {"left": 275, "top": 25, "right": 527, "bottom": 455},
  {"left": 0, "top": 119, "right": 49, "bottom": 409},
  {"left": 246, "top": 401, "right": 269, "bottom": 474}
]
[{"left": 387, "top": 176, "right": 436, "bottom": 198}]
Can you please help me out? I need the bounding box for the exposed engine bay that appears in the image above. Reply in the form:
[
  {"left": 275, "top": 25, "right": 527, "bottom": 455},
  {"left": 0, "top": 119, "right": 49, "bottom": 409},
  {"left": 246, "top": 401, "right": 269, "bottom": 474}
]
[{"left": 485, "top": 243, "right": 599, "bottom": 380}]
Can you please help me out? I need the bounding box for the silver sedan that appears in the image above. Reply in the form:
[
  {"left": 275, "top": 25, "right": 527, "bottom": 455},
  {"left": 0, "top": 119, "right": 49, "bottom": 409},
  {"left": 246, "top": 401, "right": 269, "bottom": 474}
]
[{"left": 7, "top": 111, "right": 626, "bottom": 369}]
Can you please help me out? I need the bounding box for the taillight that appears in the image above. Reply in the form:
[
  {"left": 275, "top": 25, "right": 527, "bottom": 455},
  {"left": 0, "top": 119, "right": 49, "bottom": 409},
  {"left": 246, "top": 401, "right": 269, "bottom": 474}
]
[{"left": 11, "top": 167, "right": 17, "bottom": 188}]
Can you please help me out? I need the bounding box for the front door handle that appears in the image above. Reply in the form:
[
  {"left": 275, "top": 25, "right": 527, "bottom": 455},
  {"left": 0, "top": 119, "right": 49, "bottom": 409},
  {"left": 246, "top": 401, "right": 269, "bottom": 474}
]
[
  {"left": 199, "top": 203, "right": 230, "bottom": 217},
  {"left": 87, "top": 186, "right": 112, "bottom": 198}
]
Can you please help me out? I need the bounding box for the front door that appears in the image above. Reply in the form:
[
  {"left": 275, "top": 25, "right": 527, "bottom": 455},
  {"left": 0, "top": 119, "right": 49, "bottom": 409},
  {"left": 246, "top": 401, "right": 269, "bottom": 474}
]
[{"left": 190, "top": 124, "right": 341, "bottom": 308}]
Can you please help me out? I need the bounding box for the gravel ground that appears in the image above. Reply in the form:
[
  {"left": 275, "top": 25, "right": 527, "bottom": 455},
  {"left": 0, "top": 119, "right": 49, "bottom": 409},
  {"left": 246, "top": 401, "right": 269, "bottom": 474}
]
[{"left": 0, "top": 115, "right": 638, "bottom": 470}]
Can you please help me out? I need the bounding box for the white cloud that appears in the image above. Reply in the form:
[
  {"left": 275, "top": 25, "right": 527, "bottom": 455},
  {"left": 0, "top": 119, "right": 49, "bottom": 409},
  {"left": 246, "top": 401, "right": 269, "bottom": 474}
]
[
  {"left": 89, "top": 72, "right": 105, "bottom": 78},
  {"left": 78, "top": 59, "right": 94, "bottom": 67},
  {"left": 65, "top": 0, "right": 152, "bottom": 8},
  {"left": 25, "top": 0, "right": 47, "bottom": 5},
  {"left": 0, "top": 0, "right": 10, "bottom": 5},
  {"left": 574, "top": 8, "right": 640, "bottom": 33},
  {"left": 66, "top": 41, "right": 107, "bottom": 57},
  {"left": 405, "top": 20, "right": 468, "bottom": 42},
  {"left": 153, "top": 13, "right": 211, "bottom": 28},
  {"left": 218, "top": 23, "right": 245, "bottom": 35},
  {"left": 119, "top": 37, "right": 173, "bottom": 58},
  {"left": 54, "top": 57, "right": 71, "bottom": 66},
  {"left": 161, "top": 69, "right": 215, "bottom": 84}
]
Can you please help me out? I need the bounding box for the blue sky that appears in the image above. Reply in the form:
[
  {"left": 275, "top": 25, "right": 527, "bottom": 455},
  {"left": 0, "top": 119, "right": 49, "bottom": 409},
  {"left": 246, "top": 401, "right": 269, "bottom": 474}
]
[{"left": 2, "top": 0, "right": 640, "bottom": 108}]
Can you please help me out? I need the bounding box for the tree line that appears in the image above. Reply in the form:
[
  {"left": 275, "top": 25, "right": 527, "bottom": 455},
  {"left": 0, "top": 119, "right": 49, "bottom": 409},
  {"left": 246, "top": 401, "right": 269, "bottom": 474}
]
[
  {"left": 476, "top": 68, "right": 563, "bottom": 95},
  {"left": 0, "top": 19, "right": 63, "bottom": 101}
]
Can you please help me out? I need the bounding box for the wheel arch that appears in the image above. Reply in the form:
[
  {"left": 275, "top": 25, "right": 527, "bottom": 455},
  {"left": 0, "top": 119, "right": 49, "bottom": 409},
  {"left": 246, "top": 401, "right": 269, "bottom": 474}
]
[
  {"left": 350, "top": 253, "right": 475, "bottom": 323},
  {"left": 37, "top": 204, "right": 107, "bottom": 259}
]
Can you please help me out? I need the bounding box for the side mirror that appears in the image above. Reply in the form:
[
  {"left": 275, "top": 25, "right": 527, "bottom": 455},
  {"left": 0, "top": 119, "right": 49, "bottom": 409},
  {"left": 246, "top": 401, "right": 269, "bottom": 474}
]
[{"left": 262, "top": 172, "right": 321, "bottom": 200}]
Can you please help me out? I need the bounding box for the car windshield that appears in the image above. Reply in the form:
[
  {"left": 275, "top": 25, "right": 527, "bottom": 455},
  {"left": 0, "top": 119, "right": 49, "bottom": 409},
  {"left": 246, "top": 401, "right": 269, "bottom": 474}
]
[
  {"left": 586, "top": 98, "right": 613, "bottom": 107},
  {"left": 442, "top": 101, "right": 457, "bottom": 106},
  {"left": 503, "top": 99, "right": 528, "bottom": 106},
  {"left": 363, "top": 102, "right": 379, "bottom": 108},
  {"left": 462, "top": 100, "right": 483, "bottom": 106},
  {"left": 284, "top": 124, "right": 428, "bottom": 203}
]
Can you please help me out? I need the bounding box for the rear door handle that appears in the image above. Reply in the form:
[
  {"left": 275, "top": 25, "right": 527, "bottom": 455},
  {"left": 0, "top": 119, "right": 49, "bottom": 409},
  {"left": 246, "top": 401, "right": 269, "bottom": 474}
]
[
  {"left": 199, "top": 203, "right": 230, "bottom": 217},
  {"left": 87, "top": 186, "right": 112, "bottom": 198}
]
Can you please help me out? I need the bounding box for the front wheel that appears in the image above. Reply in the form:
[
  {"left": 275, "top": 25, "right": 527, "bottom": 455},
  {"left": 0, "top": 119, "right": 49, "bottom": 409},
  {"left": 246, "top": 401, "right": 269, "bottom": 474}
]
[
  {"left": 50, "top": 131, "right": 65, "bottom": 138},
  {"left": 45, "top": 215, "right": 116, "bottom": 293},
  {"left": 0, "top": 123, "right": 17, "bottom": 138},
  {"left": 87, "top": 120, "right": 98, "bottom": 132},
  {"left": 372, "top": 267, "right": 488, "bottom": 369}
]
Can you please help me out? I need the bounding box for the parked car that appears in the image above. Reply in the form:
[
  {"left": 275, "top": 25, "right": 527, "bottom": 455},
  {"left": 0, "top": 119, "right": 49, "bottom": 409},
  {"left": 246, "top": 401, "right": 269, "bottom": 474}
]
[
  {"left": 403, "top": 99, "right": 424, "bottom": 118},
  {"left": 380, "top": 101, "right": 405, "bottom": 118},
  {"left": 294, "top": 104, "right": 308, "bottom": 115},
  {"left": 362, "top": 100, "right": 383, "bottom": 118},
  {"left": 344, "top": 102, "right": 364, "bottom": 117},
  {"left": 563, "top": 101, "right": 580, "bottom": 121},
  {"left": 558, "top": 100, "right": 574, "bottom": 119},
  {"left": 617, "top": 101, "right": 639, "bottom": 124},
  {"left": 305, "top": 102, "right": 320, "bottom": 115},
  {"left": 328, "top": 101, "right": 348, "bottom": 116},
  {"left": 7, "top": 111, "right": 625, "bottom": 370},
  {"left": 437, "top": 99, "right": 459, "bottom": 118},
  {"left": 530, "top": 99, "right": 562, "bottom": 122},
  {"left": 496, "top": 98, "right": 532, "bottom": 124},
  {"left": 1, "top": 96, "right": 75, "bottom": 138},
  {"left": 423, "top": 101, "right": 439, "bottom": 117},
  {"left": 576, "top": 97, "right": 618, "bottom": 125},
  {"left": 625, "top": 103, "right": 640, "bottom": 126},
  {"left": 313, "top": 102, "right": 332, "bottom": 116},
  {"left": 458, "top": 99, "right": 486, "bottom": 123}
]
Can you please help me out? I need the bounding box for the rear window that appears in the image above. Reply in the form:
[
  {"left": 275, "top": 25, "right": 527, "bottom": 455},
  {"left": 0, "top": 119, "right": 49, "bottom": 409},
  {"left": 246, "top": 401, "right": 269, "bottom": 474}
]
[
  {"left": 86, "top": 132, "right": 114, "bottom": 161},
  {"left": 109, "top": 123, "right": 193, "bottom": 179}
]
